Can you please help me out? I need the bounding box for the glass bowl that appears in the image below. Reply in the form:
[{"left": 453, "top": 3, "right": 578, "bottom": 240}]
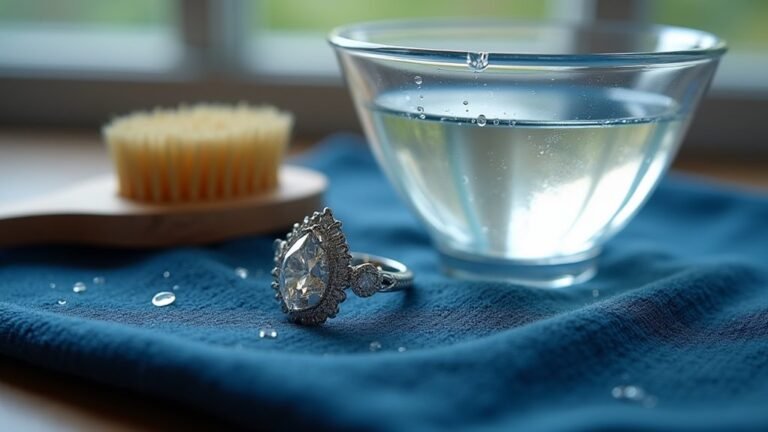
[{"left": 329, "top": 19, "right": 725, "bottom": 287}]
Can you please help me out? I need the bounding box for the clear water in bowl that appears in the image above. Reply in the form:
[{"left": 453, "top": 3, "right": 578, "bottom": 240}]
[{"left": 369, "top": 84, "right": 684, "bottom": 279}]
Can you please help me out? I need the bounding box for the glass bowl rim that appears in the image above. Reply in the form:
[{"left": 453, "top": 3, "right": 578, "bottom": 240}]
[{"left": 328, "top": 18, "right": 727, "bottom": 66}]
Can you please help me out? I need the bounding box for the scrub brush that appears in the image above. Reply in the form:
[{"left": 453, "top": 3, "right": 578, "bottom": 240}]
[
  {"left": 103, "top": 103, "right": 293, "bottom": 203},
  {"left": 0, "top": 103, "right": 326, "bottom": 247}
]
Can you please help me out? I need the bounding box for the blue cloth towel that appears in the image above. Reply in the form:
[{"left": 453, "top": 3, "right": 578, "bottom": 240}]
[{"left": 1, "top": 134, "right": 768, "bottom": 431}]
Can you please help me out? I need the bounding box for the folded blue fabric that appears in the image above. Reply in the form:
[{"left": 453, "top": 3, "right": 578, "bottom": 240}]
[{"left": 1, "top": 134, "right": 767, "bottom": 431}]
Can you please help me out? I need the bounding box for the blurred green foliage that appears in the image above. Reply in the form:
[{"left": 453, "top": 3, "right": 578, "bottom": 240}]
[
  {"left": 255, "top": 0, "right": 549, "bottom": 31},
  {"left": 652, "top": 0, "right": 768, "bottom": 49}
]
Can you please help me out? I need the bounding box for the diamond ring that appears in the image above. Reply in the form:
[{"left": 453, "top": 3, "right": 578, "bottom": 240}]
[{"left": 271, "top": 208, "right": 413, "bottom": 325}]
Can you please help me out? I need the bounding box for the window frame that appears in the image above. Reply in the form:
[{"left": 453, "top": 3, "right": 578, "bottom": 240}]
[{"left": 0, "top": 0, "right": 765, "bottom": 155}]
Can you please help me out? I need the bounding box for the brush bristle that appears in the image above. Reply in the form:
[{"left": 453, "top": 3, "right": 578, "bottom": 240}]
[{"left": 103, "top": 104, "right": 293, "bottom": 203}]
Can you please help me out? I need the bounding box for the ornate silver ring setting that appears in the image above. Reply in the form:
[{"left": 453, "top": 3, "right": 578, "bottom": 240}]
[{"left": 271, "top": 208, "right": 413, "bottom": 325}]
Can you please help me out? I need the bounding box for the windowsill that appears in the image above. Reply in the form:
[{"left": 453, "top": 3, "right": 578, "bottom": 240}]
[{"left": 1, "top": 128, "right": 766, "bottom": 206}]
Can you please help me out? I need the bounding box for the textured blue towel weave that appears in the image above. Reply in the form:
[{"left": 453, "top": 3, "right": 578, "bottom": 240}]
[{"left": 1, "top": 134, "right": 767, "bottom": 431}]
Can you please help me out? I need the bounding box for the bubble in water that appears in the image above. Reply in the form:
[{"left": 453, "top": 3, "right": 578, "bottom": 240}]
[
  {"left": 476, "top": 114, "right": 487, "bottom": 127},
  {"left": 471, "top": 118, "right": 476, "bottom": 124},
  {"left": 172, "top": 284, "right": 180, "bottom": 291},
  {"left": 92, "top": 276, "right": 105, "bottom": 285},
  {"left": 462, "top": 175, "right": 469, "bottom": 185},
  {"left": 419, "top": 94, "right": 424, "bottom": 100},
  {"left": 419, "top": 114, "right": 426, "bottom": 120},
  {"left": 259, "top": 327, "right": 278, "bottom": 339},
  {"left": 493, "top": 119, "right": 500, "bottom": 126},
  {"left": 592, "top": 289, "right": 600, "bottom": 298},
  {"left": 57, "top": 299, "right": 66, "bottom": 306},
  {"left": 162, "top": 271, "right": 171, "bottom": 279},
  {"left": 234, "top": 267, "right": 249, "bottom": 279},
  {"left": 462, "top": 100, "right": 469, "bottom": 106},
  {"left": 466, "top": 51, "right": 489, "bottom": 71},
  {"left": 481, "top": 226, "right": 490, "bottom": 234},
  {"left": 397, "top": 346, "right": 407, "bottom": 353},
  {"left": 49, "top": 283, "right": 56, "bottom": 289},
  {"left": 72, "top": 282, "right": 87, "bottom": 293},
  {"left": 369, "top": 341, "right": 382, "bottom": 352},
  {"left": 152, "top": 291, "right": 175, "bottom": 307},
  {"left": 414, "top": 75, "right": 422, "bottom": 85}
]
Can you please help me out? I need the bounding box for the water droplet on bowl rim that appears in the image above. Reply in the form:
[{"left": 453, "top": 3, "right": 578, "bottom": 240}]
[
  {"left": 413, "top": 75, "right": 423, "bottom": 85},
  {"left": 466, "top": 51, "right": 489, "bottom": 71}
]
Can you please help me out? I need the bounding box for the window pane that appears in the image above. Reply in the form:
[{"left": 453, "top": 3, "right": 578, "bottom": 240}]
[
  {"left": 0, "top": 0, "right": 171, "bottom": 26},
  {"left": 0, "top": 0, "right": 180, "bottom": 74},
  {"left": 247, "top": 0, "right": 590, "bottom": 79},
  {"left": 650, "top": 0, "right": 768, "bottom": 90}
]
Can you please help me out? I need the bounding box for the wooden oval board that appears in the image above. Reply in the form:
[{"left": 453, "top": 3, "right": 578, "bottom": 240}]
[{"left": 0, "top": 165, "right": 326, "bottom": 248}]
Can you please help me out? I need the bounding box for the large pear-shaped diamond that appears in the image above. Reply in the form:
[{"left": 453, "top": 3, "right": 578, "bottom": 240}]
[{"left": 279, "top": 231, "right": 329, "bottom": 311}]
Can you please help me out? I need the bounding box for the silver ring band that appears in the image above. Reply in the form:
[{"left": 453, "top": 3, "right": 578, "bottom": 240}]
[{"left": 350, "top": 252, "right": 413, "bottom": 293}]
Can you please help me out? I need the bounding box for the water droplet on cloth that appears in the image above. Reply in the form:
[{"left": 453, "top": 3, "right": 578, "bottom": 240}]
[
  {"left": 235, "top": 267, "right": 249, "bottom": 279},
  {"left": 152, "top": 291, "right": 176, "bottom": 307},
  {"left": 612, "top": 385, "right": 657, "bottom": 407},
  {"left": 259, "top": 327, "right": 278, "bottom": 339}
]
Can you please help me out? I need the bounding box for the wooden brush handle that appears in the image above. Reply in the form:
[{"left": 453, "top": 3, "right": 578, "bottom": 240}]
[{"left": 0, "top": 166, "right": 326, "bottom": 248}]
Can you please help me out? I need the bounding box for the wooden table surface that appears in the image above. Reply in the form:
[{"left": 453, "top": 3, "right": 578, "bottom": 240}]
[{"left": 0, "top": 129, "right": 766, "bottom": 431}]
